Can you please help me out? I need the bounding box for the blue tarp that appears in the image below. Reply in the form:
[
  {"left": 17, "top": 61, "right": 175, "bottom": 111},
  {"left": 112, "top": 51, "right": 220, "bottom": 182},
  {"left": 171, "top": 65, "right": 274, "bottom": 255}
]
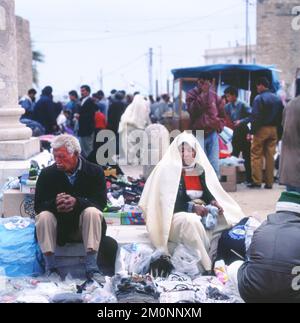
[{"left": 171, "top": 64, "right": 281, "bottom": 93}]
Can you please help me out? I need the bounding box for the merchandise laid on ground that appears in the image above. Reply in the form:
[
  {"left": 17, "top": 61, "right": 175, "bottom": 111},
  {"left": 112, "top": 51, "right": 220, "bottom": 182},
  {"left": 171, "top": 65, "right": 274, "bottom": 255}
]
[{"left": 0, "top": 215, "right": 243, "bottom": 303}]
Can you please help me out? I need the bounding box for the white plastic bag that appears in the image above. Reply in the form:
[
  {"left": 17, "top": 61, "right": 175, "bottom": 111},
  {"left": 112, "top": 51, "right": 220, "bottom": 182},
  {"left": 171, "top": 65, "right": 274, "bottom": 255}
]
[
  {"left": 244, "top": 217, "right": 261, "bottom": 251},
  {"left": 171, "top": 244, "right": 201, "bottom": 277},
  {"left": 115, "top": 243, "right": 154, "bottom": 276}
]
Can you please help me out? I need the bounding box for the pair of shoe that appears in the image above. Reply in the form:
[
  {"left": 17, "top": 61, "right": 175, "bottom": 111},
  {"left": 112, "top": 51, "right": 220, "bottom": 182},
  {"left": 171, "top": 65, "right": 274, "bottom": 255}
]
[
  {"left": 247, "top": 182, "right": 273, "bottom": 189},
  {"left": 264, "top": 184, "right": 273, "bottom": 189},
  {"left": 247, "top": 183, "right": 261, "bottom": 188}
]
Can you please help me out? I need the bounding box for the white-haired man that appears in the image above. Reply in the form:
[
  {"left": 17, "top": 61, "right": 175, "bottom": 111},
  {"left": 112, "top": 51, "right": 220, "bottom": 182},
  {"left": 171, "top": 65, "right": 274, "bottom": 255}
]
[{"left": 34, "top": 134, "right": 107, "bottom": 279}]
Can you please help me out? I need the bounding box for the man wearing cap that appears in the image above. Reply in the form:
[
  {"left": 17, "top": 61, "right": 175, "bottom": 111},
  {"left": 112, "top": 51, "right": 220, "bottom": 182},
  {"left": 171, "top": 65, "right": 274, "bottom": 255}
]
[{"left": 227, "top": 191, "right": 300, "bottom": 303}]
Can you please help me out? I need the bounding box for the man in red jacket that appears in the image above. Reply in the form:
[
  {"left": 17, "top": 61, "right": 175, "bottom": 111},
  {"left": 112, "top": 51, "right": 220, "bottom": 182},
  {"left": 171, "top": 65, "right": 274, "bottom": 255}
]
[{"left": 186, "top": 77, "right": 225, "bottom": 176}]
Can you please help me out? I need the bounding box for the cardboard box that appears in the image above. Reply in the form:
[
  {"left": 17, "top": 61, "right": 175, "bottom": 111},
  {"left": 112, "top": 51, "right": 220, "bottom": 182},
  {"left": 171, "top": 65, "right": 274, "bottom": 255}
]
[
  {"left": 103, "top": 212, "right": 122, "bottom": 226},
  {"left": 104, "top": 168, "right": 117, "bottom": 178},
  {"left": 3, "top": 189, "right": 34, "bottom": 217},
  {"left": 20, "top": 184, "right": 36, "bottom": 194},
  {"left": 220, "top": 166, "right": 237, "bottom": 192}
]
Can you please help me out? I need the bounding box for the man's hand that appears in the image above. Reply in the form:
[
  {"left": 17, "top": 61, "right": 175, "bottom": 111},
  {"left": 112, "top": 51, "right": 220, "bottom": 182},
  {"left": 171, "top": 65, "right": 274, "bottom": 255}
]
[
  {"left": 56, "top": 193, "right": 66, "bottom": 213},
  {"left": 233, "top": 120, "right": 241, "bottom": 128},
  {"left": 193, "top": 204, "right": 208, "bottom": 217},
  {"left": 62, "top": 195, "right": 77, "bottom": 213},
  {"left": 56, "top": 193, "right": 77, "bottom": 213},
  {"left": 211, "top": 200, "right": 224, "bottom": 216}
]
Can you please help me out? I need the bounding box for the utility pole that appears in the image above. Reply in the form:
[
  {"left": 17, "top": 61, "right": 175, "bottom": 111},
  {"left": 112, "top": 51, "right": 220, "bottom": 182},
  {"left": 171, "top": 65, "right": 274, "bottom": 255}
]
[
  {"left": 245, "top": 0, "right": 249, "bottom": 64},
  {"left": 99, "top": 69, "right": 103, "bottom": 90},
  {"left": 166, "top": 78, "right": 170, "bottom": 96},
  {"left": 159, "top": 46, "right": 163, "bottom": 94},
  {"left": 148, "top": 48, "right": 153, "bottom": 95}
]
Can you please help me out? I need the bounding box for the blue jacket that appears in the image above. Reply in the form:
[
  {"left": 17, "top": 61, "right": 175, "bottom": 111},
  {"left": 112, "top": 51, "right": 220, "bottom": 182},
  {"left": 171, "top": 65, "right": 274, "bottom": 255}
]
[{"left": 251, "top": 90, "right": 284, "bottom": 136}]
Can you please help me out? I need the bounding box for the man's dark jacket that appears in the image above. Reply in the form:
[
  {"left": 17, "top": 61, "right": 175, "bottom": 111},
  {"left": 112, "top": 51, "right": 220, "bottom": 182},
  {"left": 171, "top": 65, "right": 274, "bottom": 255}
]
[
  {"left": 107, "top": 98, "right": 126, "bottom": 134},
  {"left": 34, "top": 158, "right": 107, "bottom": 246},
  {"left": 33, "top": 95, "right": 58, "bottom": 134},
  {"left": 251, "top": 90, "right": 284, "bottom": 138},
  {"left": 238, "top": 211, "right": 300, "bottom": 303},
  {"left": 78, "top": 98, "right": 96, "bottom": 137}
]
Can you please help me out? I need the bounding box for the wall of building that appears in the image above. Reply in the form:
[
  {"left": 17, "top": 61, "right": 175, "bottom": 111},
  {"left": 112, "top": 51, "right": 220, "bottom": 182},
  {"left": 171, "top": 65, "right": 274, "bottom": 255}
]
[
  {"left": 15, "top": 15, "right": 33, "bottom": 98},
  {"left": 256, "top": 0, "right": 300, "bottom": 96},
  {"left": 204, "top": 45, "right": 256, "bottom": 65}
]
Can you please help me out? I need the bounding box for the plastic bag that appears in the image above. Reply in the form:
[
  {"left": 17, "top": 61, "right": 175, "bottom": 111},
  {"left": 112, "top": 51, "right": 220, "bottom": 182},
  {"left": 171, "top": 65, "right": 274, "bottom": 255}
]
[
  {"left": 202, "top": 205, "right": 219, "bottom": 230},
  {"left": 0, "top": 177, "right": 20, "bottom": 201},
  {"left": 244, "top": 217, "right": 261, "bottom": 251},
  {"left": 214, "top": 260, "right": 229, "bottom": 284},
  {"left": 0, "top": 217, "right": 44, "bottom": 277},
  {"left": 115, "top": 243, "right": 154, "bottom": 276},
  {"left": 171, "top": 244, "right": 201, "bottom": 277}
]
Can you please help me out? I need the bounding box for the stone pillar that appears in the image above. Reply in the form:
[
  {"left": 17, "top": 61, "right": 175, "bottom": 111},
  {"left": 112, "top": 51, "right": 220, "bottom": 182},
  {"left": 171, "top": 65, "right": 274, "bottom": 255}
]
[
  {"left": 16, "top": 16, "right": 33, "bottom": 98},
  {"left": 0, "top": 0, "right": 32, "bottom": 143}
]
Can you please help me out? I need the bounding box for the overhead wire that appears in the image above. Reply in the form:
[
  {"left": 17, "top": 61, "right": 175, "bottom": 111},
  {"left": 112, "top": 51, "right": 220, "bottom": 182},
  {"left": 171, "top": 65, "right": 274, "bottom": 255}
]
[{"left": 34, "top": 3, "right": 243, "bottom": 44}]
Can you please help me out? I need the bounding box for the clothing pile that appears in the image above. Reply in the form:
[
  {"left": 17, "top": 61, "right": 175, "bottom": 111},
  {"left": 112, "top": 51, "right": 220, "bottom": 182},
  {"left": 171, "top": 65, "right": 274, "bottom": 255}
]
[
  {"left": 156, "top": 273, "right": 243, "bottom": 303},
  {"left": 219, "top": 156, "right": 244, "bottom": 167},
  {"left": 112, "top": 274, "right": 159, "bottom": 303},
  {"left": 156, "top": 273, "right": 196, "bottom": 303},
  {"left": 193, "top": 276, "right": 243, "bottom": 303},
  {"left": 0, "top": 274, "right": 116, "bottom": 304},
  {"left": 104, "top": 175, "right": 146, "bottom": 225},
  {"left": 105, "top": 175, "right": 146, "bottom": 210}
]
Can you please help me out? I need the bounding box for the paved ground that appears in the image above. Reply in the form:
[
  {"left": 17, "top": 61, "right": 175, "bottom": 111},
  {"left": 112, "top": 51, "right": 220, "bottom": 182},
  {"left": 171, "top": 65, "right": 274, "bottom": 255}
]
[
  {"left": 229, "top": 183, "right": 284, "bottom": 221},
  {"left": 121, "top": 165, "right": 285, "bottom": 223}
]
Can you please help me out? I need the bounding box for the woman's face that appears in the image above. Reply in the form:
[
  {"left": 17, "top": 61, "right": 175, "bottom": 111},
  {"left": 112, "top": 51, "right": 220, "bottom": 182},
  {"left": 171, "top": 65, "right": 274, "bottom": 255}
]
[{"left": 180, "top": 143, "right": 196, "bottom": 166}]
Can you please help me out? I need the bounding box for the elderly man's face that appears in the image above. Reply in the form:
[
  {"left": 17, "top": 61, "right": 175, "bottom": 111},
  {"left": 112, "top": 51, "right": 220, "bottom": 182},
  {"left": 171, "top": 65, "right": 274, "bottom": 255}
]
[
  {"left": 180, "top": 143, "right": 196, "bottom": 166},
  {"left": 53, "top": 147, "right": 78, "bottom": 173}
]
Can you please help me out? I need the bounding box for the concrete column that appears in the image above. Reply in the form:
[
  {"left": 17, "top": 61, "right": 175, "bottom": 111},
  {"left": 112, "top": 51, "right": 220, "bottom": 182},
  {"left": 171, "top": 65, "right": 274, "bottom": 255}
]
[
  {"left": 0, "top": 0, "right": 32, "bottom": 142},
  {"left": 16, "top": 16, "right": 33, "bottom": 98}
]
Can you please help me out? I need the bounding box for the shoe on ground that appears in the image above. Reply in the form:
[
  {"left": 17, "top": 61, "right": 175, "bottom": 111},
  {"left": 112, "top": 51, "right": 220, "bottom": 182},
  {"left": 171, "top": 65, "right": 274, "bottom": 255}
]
[
  {"left": 264, "top": 184, "right": 273, "bottom": 189},
  {"left": 247, "top": 183, "right": 262, "bottom": 188}
]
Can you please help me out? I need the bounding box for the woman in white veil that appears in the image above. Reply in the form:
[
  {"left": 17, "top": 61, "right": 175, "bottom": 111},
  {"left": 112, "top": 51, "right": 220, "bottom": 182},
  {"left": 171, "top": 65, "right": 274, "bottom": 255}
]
[
  {"left": 139, "top": 132, "right": 244, "bottom": 273},
  {"left": 118, "top": 94, "right": 151, "bottom": 164}
]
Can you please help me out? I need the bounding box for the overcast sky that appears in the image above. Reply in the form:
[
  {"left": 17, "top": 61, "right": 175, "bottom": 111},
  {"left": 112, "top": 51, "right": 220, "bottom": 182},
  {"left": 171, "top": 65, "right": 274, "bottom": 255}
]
[{"left": 15, "top": 0, "right": 256, "bottom": 98}]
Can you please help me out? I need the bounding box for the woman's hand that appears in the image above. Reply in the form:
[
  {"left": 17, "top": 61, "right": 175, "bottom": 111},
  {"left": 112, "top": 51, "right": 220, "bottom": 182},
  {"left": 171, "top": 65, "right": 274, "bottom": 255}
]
[
  {"left": 193, "top": 204, "right": 208, "bottom": 217},
  {"left": 211, "top": 200, "right": 224, "bottom": 216}
]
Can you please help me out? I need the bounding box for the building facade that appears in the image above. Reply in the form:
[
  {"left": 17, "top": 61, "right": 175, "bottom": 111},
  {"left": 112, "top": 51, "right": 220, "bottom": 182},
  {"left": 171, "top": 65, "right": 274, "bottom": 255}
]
[
  {"left": 256, "top": 0, "right": 300, "bottom": 97},
  {"left": 204, "top": 45, "right": 256, "bottom": 66}
]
